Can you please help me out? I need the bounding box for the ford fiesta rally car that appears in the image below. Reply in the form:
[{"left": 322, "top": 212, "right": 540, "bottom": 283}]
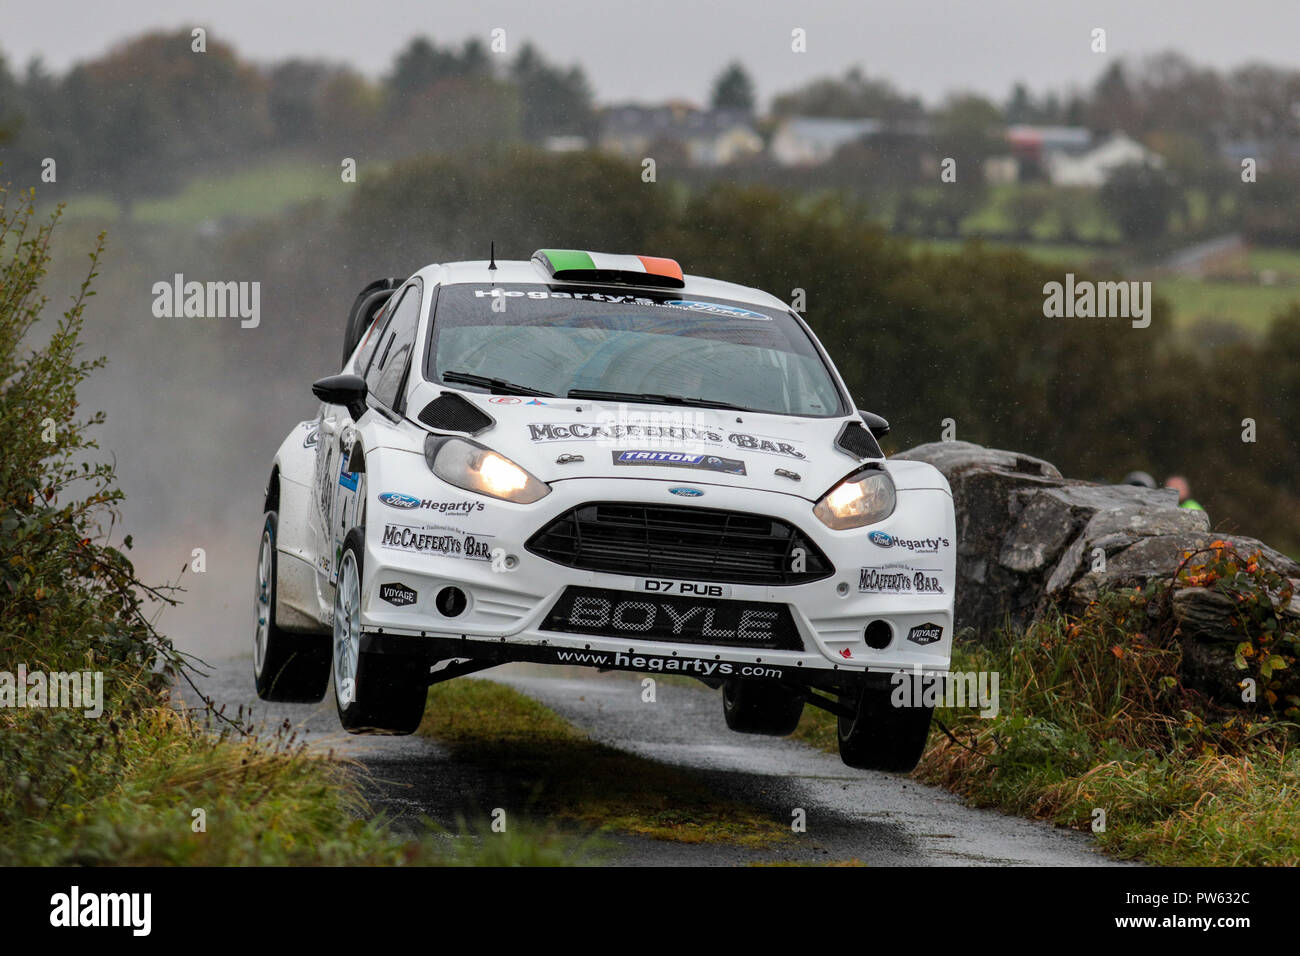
[{"left": 253, "top": 249, "right": 956, "bottom": 771}]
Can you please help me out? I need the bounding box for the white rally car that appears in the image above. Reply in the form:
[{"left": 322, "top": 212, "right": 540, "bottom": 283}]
[{"left": 253, "top": 249, "right": 955, "bottom": 770}]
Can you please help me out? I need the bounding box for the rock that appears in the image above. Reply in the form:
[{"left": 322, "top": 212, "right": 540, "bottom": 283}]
[
  {"left": 1072, "top": 532, "right": 1300, "bottom": 605},
  {"left": 998, "top": 491, "right": 1083, "bottom": 574},
  {"left": 1008, "top": 484, "right": 1191, "bottom": 574},
  {"left": 892, "top": 440, "right": 1299, "bottom": 710},
  {"left": 1171, "top": 586, "right": 1240, "bottom": 644},
  {"left": 1171, "top": 588, "right": 1247, "bottom": 701},
  {"left": 894, "top": 441, "right": 1063, "bottom": 481},
  {"left": 1045, "top": 534, "right": 1088, "bottom": 594},
  {"left": 895, "top": 442, "right": 1068, "bottom": 630}
]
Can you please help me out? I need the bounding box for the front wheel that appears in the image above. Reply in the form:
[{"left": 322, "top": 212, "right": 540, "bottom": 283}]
[
  {"left": 837, "top": 684, "right": 933, "bottom": 772},
  {"left": 332, "top": 529, "right": 429, "bottom": 734}
]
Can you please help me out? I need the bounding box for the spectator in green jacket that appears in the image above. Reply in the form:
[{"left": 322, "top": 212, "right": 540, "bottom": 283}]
[{"left": 1165, "top": 475, "right": 1204, "bottom": 511}]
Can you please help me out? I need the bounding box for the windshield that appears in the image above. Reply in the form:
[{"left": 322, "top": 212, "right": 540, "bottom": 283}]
[{"left": 423, "top": 284, "right": 845, "bottom": 417}]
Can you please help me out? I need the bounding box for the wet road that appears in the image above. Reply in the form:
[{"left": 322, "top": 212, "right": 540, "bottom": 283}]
[{"left": 180, "top": 660, "right": 1123, "bottom": 866}]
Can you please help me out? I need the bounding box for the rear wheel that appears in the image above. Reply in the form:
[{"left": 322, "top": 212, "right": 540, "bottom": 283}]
[
  {"left": 332, "top": 529, "right": 429, "bottom": 734},
  {"left": 722, "top": 679, "right": 805, "bottom": 736},
  {"left": 836, "top": 684, "right": 933, "bottom": 772},
  {"left": 253, "top": 512, "right": 330, "bottom": 702}
]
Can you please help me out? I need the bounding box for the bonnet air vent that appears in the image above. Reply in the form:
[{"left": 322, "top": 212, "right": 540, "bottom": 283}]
[
  {"left": 417, "top": 392, "right": 494, "bottom": 435},
  {"left": 836, "top": 420, "right": 883, "bottom": 460}
]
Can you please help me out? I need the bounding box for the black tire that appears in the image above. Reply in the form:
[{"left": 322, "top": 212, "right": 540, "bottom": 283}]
[
  {"left": 836, "top": 684, "right": 933, "bottom": 772},
  {"left": 253, "top": 512, "right": 330, "bottom": 702},
  {"left": 722, "top": 679, "right": 805, "bottom": 736},
  {"left": 332, "top": 528, "right": 429, "bottom": 734}
]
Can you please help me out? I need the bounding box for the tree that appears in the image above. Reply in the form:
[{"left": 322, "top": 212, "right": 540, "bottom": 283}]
[
  {"left": 386, "top": 37, "right": 490, "bottom": 113},
  {"left": 387, "top": 38, "right": 458, "bottom": 107},
  {"left": 509, "top": 43, "right": 593, "bottom": 140},
  {"left": 1087, "top": 62, "right": 1139, "bottom": 134},
  {"left": 1005, "top": 185, "right": 1052, "bottom": 240},
  {"left": 771, "top": 67, "right": 923, "bottom": 119},
  {"left": 1005, "top": 82, "right": 1035, "bottom": 124},
  {"left": 933, "top": 94, "right": 1005, "bottom": 170},
  {"left": 710, "top": 62, "right": 755, "bottom": 113},
  {"left": 63, "top": 31, "right": 271, "bottom": 216},
  {"left": 1099, "top": 162, "right": 1178, "bottom": 242},
  {"left": 0, "top": 53, "right": 23, "bottom": 146}
]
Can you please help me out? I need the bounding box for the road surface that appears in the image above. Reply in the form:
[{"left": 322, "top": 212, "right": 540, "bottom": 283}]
[{"left": 179, "top": 661, "right": 1122, "bottom": 866}]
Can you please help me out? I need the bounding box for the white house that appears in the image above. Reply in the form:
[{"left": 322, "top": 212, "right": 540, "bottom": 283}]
[
  {"left": 769, "top": 117, "right": 882, "bottom": 166},
  {"left": 1047, "top": 133, "right": 1164, "bottom": 187},
  {"left": 597, "top": 103, "right": 763, "bottom": 167}
]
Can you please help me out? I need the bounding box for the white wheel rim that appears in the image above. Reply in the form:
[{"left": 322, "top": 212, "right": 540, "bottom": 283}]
[
  {"left": 253, "top": 529, "right": 272, "bottom": 676},
  {"left": 333, "top": 549, "right": 361, "bottom": 708}
]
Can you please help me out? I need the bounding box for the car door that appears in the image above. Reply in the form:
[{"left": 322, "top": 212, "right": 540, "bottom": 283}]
[
  {"left": 326, "top": 280, "right": 423, "bottom": 584},
  {"left": 310, "top": 287, "right": 399, "bottom": 588}
]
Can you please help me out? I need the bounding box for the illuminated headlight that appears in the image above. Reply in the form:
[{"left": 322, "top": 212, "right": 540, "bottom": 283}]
[
  {"left": 424, "top": 436, "right": 551, "bottom": 504},
  {"left": 813, "top": 467, "right": 896, "bottom": 530}
]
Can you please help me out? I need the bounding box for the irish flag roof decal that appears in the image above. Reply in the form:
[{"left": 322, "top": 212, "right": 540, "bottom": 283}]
[{"left": 532, "top": 249, "right": 685, "bottom": 289}]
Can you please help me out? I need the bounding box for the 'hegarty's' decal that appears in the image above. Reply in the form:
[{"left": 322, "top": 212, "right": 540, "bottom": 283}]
[
  {"left": 378, "top": 492, "right": 484, "bottom": 514},
  {"left": 867, "top": 531, "right": 950, "bottom": 553}
]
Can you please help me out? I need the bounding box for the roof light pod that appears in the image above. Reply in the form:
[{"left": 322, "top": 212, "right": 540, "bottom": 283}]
[{"left": 532, "top": 249, "right": 685, "bottom": 288}]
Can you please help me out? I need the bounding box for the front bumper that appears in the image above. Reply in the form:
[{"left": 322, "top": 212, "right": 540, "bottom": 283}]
[{"left": 357, "top": 476, "right": 955, "bottom": 679}]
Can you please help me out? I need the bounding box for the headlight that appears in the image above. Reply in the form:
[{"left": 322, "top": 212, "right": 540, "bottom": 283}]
[
  {"left": 812, "top": 467, "right": 896, "bottom": 530},
  {"left": 424, "top": 436, "right": 551, "bottom": 504}
]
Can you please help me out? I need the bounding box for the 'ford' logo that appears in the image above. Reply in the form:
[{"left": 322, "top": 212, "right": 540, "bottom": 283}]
[
  {"left": 668, "top": 487, "right": 704, "bottom": 497},
  {"left": 868, "top": 530, "right": 894, "bottom": 547},
  {"left": 378, "top": 492, "right": 421, "bottom": 510}
]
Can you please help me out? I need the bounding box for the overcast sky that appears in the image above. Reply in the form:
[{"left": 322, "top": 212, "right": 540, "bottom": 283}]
[{"left": 7, "top": 0, "right": 1300, "bottom": 106}]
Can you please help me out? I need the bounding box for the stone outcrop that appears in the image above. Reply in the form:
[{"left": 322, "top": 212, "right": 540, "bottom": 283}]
[{"left": 894, "top": 441, "right": 1300, "bottom": 703}]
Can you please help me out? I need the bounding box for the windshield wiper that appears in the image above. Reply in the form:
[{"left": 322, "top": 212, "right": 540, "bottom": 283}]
[
  {"left": 567, "top": 388, "right": 754, "bottom": 411},
  {"left": 443, "top": 371, "right": 555, "bottom": 397}
]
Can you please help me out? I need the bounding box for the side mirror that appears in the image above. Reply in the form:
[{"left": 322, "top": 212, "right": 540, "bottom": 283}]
[
  {"left": 859, "top": 410, "right": 890, "bottom": 439},
  {"left": 313, "top": 374, "right": 368, "bottom": 421}
]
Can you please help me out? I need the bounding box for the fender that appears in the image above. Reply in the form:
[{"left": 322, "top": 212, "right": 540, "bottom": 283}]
[
  {"left": 269, "top": 419, "right": 330, "bottom": 632},
  {"left": 884, "top": 459, "right": 952, "bottom": 494}
]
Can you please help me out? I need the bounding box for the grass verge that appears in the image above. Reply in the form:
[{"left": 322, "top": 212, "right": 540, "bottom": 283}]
[{"left": 791, "top": 582, "right": 1300, "bottom": 865}]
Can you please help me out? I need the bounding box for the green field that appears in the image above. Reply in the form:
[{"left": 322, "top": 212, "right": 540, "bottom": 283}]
[
  {"left": 52, "top": 154, "right": 366, "bottom": 226},
  {"left": 913, "top": 237, "right": 1105, "bottom": 267},
  {"left": 916, "top": 236, "right": 1300, "bottom": 334},
  {"left": 1157, "top": 275, "right": 1300, "bottom": 332}
]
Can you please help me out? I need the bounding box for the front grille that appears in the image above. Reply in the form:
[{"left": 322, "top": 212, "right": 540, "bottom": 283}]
[{"left": 526, "top": 502, "right": 834, "bottom": 586}]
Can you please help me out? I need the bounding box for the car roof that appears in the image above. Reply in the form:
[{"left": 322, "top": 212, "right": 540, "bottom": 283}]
[{"left": 414, "top": 258, "right": 793, "bottom": 312}]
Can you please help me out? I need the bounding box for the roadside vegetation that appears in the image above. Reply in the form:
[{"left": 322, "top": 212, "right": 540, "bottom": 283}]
[
  {"left": 795, "top": 544, "right": 1300, "bottom": 865},
  {"left": 0, "top": 188, "right": 579, "bottom": 866}
]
